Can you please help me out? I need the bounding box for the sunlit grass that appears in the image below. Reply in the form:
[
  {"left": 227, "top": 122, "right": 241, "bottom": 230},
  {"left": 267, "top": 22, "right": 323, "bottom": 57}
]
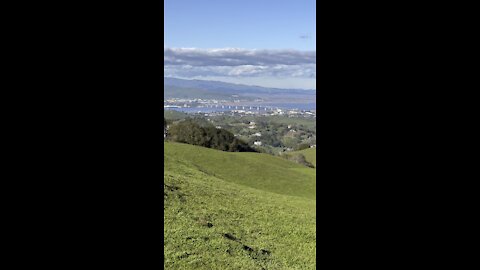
[{"left": 164, "top": 142, "right": 316, "bottom": 269}]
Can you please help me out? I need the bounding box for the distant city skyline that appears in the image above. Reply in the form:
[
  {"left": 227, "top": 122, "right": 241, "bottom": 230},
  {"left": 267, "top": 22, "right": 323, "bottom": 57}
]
[{"left": 164, "top": 0, "right": 316, "bottom": 90}]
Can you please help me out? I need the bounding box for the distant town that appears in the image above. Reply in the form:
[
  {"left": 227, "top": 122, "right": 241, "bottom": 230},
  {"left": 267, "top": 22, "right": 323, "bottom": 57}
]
[{"left": 164, "top": 98, "right": 316, "bottom": 118}]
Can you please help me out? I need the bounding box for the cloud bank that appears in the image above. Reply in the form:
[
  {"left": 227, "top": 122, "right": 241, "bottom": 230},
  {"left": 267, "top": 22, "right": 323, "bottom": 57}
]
[
  {"left": 164, "top": 48, "right": 315, "bottom": 66},
  {"left": 164, "top": 48, "right": 316, "bottom": 89}
]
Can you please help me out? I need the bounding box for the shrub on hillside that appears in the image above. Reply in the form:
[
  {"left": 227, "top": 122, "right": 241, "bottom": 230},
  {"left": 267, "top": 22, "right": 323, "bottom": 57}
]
[
  {"left": 295, "top": 143, "right": 310, "bottom": 151},
  {"left": 168, "top": 119, "right": 256, "bottom": 152},
  {"left": 280, "top": 153, "right": 314, "bottom": 168}
]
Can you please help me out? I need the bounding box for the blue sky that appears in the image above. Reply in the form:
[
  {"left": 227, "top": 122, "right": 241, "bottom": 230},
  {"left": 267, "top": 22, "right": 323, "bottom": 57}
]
[{"left": 164, "top": 0, "right": 316, "bottom": 89}]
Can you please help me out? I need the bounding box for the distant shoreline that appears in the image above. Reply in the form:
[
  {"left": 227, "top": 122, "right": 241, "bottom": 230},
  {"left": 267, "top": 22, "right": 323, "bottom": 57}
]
[{"left": 165, "top": 103, "right": 316, "bottom": 113}]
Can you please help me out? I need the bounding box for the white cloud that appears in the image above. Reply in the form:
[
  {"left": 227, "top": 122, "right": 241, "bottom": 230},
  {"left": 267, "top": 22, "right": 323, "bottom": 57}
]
[
  {"left": 164, "top": 47, "right": 316, "bottom": 89},
  {"left": 164, "top": 48, "right": 315, "bottom": 66}
]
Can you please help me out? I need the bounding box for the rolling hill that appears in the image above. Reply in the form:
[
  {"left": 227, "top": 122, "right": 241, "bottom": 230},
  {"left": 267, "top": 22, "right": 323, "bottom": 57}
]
[
  {"left": 292, "top": 148, "right": 316, "bottom": 168},
  {"left": 164, "top": 142, "right": 316, "bottom": 269}
]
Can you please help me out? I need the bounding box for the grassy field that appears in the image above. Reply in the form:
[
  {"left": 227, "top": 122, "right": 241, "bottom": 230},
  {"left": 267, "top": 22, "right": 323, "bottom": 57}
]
[
  {"left": 164, "top": 142, "right": 316, "bottom": 269},
  {"left": 292, "top": 148, "right": 316, "bottom": 168}
]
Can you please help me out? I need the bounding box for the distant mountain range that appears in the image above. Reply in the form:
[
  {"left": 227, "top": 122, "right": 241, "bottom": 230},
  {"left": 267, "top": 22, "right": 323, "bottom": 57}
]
[{"left": 164, "top": 78, "right": 316, "bottom": 102}]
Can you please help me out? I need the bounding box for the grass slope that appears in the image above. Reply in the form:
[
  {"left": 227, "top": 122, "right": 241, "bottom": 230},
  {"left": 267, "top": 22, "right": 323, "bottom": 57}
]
[
  {"left": 164, "top": 142, "right": 316, "bottom": 269},
  {"left": 166, "top": 142, "right": 316, "bottom": 200},
  {"left": 292, "top": 148, "right": 316, "bottom": 168}
]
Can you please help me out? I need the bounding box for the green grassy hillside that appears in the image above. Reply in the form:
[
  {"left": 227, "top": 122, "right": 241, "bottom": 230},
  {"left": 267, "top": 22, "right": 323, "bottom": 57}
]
[
  {"left": 166, "top": 142, "right": 315, "bottom": 199},
  {"left": 164, "top": 142, "right": 316, "bottom": 269},
  {"left": 292, "top": 148, "right": 316, "bottom": 168}
]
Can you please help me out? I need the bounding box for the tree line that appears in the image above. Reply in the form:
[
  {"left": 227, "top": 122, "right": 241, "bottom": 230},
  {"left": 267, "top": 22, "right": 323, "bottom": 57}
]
[{"left": 165, "top": 118, "right": 256, "bottom": 153}]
